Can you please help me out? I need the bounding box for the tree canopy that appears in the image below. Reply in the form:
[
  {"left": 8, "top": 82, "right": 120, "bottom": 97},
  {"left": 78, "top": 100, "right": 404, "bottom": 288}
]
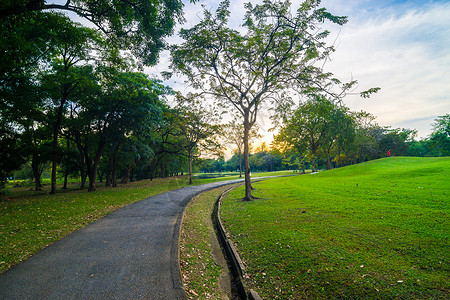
[
  {"left": 0, "top": 0, "right": 186, "bottom": 65},
  {"left": 169, "top": 0, "right": 364, "bottom": 200}
]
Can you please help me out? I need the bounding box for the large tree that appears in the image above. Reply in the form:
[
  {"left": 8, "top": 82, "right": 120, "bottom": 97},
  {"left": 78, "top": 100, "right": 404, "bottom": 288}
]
[
  {"left": 169, "top": 0, "right": 354, "bottom": 200},
  {"left": 176, "top": 95, "right": 222, "bottom": 185},
  {"left": 429, "top": 114, "right": 450, "bottom": 157},
  {"left": 280, "top": 95, "right": 336, "bottom": 172},
  {"left": 0, "top": 0, "right": 185, "bottom": 65},
  {"left": 66, "top": 68, "right": 169, "bottom": 191}
]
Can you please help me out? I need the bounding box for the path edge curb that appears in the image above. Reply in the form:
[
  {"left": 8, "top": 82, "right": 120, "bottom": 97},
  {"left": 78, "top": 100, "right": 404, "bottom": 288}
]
[{"left": 212, "top": 185, "right": 263, "bottom": 300}]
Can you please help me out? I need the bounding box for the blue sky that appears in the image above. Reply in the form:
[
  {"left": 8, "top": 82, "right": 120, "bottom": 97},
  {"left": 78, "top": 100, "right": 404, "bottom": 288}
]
[{"left": 148, "top": 0, "right": 450, "bottom": 142}]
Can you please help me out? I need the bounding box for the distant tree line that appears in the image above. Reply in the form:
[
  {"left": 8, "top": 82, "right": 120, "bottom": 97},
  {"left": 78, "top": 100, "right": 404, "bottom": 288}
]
[{"left": 195, "top": 111, "right": 450, "bottom": 174}]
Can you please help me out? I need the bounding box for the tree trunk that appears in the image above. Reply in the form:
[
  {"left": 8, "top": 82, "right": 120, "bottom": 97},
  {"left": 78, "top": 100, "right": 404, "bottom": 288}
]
[
  {"left": 31, "top": 154, "right": 42, "bottom": 191},
  {"left": 98, "top": 170, "right": 104, "bottom": 183},
  {"left": 80, "top": 171, "right": 87, "bottom": 190},
  {"left": 130, "top": 168, "right": 135, "bottom": 182},
  {"left": 326, "top": 154, "right": 332, "bottom": 170},
  {"left": 161, "top": 162, "right": 165, "bottom": 178},
  {"left": 63, "top": 138, "right": 70, "bottom": 189},
  {"left": 105, "top": 157, "right": 112, "bottom": 187},
  {"left": 88, "top": 166, "right": 96, "bottom": 191},
  {"left": 105, "top": 170, "right": 112, "bottom": 187},
  {"left": 243, "top": 115, "right": 253, "bottom": 201},
  {"left": 188, "top": 152, "right": 193, "bottom": 185},
  {"left": 82, "top": 145, "right": 92, "bottom": 190},
  {"left": 50, "top": 137, "right": 58, "bottom": 194},
  {"left": 74, "top": 135, "right": 86, "bottom": 190},
  {"left": 88, "top": 155, "right": 102, "bottom": 191},
  {"left": 311, "top": 157, "right": 316, "bottom": 173},
  {"left": 238, "top": 152, "right": 242, "bottom": 178},
  {"left": 87, "top": 135, "right": 107, "bottom": 192},
  {"left": 50, "top": 88, "right": 70, "bottom": 194},
  {"left": 121, "top": 166, "right": 131, "bottom": 184},
  {"left": 63, "top": 168, "right": 69, "bottom": 189},
  {"left": 112, "top": 157, "right": 118, "bottom": 187},
  {"left": 50, "top": 122, "right": 60, "bottom": 194}
]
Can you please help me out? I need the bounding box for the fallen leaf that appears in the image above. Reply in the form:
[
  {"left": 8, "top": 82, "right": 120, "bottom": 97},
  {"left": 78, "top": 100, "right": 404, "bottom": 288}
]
[{"left": 189, "top": 290, "right": 199, "bottom": 296}]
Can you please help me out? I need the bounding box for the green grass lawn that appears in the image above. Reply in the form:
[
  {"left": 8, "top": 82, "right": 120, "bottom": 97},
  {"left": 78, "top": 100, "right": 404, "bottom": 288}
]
[
  {"left": 0, "top": 170, "right": 292, "bottom": 274},
  {"left": 221, "top": 157, "right": 449, "bottom": 299}
]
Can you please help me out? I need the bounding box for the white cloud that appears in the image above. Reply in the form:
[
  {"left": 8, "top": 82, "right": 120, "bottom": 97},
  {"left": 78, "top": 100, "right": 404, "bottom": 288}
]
[
  {"left": 148, "top": 0, "right": 450, "bottom": 140},
  {"left": 321, "top": 0, "right": 450, "bottom": 137}
]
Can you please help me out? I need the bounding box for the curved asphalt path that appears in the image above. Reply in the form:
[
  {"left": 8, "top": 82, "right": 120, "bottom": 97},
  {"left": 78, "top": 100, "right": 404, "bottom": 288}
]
[{"left": 0, "top": 179, "right": 246, "bottom": 300}]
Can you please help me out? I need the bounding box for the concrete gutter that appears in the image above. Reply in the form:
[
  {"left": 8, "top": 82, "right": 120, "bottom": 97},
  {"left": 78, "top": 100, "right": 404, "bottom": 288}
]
[{"left": 212, "top": 185, "right": 263, "bottom": 300}]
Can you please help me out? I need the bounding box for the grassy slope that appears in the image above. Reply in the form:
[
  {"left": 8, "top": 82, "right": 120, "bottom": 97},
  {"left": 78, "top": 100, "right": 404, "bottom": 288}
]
[{"left": 221, "top": 157, "right": 449, "bottom": 299}]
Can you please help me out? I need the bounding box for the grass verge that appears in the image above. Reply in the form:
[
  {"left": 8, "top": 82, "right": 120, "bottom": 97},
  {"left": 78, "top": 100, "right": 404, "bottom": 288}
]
[
  {"left": 220, "top": 157, "right": 449, "bottom": 299},
  {"left": 180, "top": 186, "right": 238, "bottom": 299}
]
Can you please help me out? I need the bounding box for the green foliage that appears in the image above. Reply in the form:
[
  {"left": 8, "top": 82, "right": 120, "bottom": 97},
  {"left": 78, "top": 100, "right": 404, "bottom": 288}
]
[
  {"left": 0, "top": 0, "right": 184, "bottom": 65},
  {"left": 429, "top": 114, "right": 450, "bottom": 156},
  {"left": 0, "top": 8, "right": 180, "bottom": 191},
  {"left": 276, "top": 95, "right": 350, "bottom": 171},
  {"left": 221, "top": 157, "right": 449, "bottom": 299},
  {"left": 249, "top": 151, "right": 282, "bottom": 172},
  {"left": 274, "top": 101, "right": 447, "bottom": 171}
]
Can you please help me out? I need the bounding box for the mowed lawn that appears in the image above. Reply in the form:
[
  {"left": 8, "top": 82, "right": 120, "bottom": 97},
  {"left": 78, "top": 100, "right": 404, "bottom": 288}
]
[{"left": 221, "top": 157, "right": 449, "bottom": 299}]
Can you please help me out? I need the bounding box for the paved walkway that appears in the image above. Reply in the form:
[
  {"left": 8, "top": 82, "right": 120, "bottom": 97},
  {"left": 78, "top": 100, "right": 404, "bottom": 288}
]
[{"left": 0, "top": 180, "right": 245, "bottom": 300}]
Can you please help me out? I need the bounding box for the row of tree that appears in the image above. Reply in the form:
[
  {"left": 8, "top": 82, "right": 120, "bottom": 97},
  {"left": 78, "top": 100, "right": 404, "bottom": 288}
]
[
  {"left": 0, "top": 3, "right": 224, "bottom": 192},
  {"left": 197, "top": 112, "right": 450, "bottom": 174},
  {"left": 273, "top": 98, "right": 449, "bottom": 172}
]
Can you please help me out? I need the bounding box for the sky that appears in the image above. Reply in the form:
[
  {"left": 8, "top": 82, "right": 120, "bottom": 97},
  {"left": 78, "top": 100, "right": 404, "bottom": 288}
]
[
  {"left": 51, "top": 0, "right": 450, "bottom": 143},
  {"left": 145, "top": 0, "right": 450, "bottom": 143}
]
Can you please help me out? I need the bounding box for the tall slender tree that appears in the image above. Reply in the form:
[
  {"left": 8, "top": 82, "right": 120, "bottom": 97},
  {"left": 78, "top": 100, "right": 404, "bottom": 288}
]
[
  {"left": 39, "top": 19, "right": 99, "bottom": 194},
  {"left": 169, "top": 0, "right": 369, "bottom": 200}
]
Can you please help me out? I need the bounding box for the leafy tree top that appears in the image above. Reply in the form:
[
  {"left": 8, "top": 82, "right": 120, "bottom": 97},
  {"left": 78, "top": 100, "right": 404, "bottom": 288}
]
[{"left": 0, "top": 0, "right": 187, "bottom": 65}]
